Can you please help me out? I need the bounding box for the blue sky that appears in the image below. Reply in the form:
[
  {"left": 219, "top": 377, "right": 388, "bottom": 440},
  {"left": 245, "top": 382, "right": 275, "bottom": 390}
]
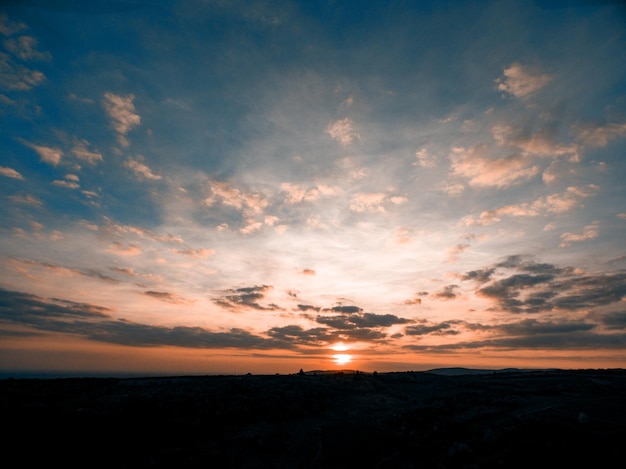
[{"left": 1, "top": 0, "right": 625, "bottom": 376}]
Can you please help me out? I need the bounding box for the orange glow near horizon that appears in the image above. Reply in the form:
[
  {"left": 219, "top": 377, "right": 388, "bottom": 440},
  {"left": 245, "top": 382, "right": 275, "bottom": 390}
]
[{"left": 331, "top": 342, "right": 349, "bottom": 352}]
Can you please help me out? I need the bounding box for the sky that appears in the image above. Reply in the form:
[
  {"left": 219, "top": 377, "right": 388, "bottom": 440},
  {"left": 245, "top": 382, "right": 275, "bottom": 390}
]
[{"left": 1, "top": 0, "right": 626, "bottom": 377}]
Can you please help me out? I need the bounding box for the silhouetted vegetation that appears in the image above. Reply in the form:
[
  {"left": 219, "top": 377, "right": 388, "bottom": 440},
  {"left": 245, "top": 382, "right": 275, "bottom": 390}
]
[{"left": 1, "top": 369, "right": 625, "bottom": 467}]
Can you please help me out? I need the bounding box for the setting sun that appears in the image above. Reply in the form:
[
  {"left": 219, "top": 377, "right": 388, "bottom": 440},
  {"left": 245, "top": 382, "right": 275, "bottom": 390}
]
[{"left": 333, "top": 354, "right": 352, "bottom": 366}]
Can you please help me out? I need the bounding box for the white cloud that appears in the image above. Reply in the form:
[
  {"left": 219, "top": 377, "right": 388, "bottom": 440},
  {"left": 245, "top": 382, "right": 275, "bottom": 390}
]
[
  {"left": 326, "top": 117, "right": 360, "bottom": 146},
  {"left": 0, "top": 166, "right": 23, "bottom": 179},
  {"left": 102, "top": 92, "right": 141, "bottom": 146},
  {"left": 124, "top": 156, "right": 161, "bottom": 180},
  {"left": 495, "top": 62, "right": 551, "bottom": 99}
]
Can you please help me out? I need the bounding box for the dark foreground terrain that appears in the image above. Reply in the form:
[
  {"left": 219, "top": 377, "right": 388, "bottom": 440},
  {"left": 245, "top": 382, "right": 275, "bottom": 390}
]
[{"left": 2, "top": 368, "right": 625, "bottom": 468}]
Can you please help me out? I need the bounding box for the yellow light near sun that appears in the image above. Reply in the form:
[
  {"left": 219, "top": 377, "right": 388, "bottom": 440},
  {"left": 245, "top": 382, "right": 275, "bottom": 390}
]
[
  {"left": 333, "top": 354, "right": 352, "bottom": 366},
  {"left": 331, "top": 342, "right": 349, "bottom": 352}
]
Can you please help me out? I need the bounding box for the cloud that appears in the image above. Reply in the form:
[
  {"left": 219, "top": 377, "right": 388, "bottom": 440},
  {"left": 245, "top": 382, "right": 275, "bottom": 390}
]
[
  {"left": 405, "top": 320, "right": 466, "bottom": 336},
  {"left": 52, "top": 179, "right": 80, "bottom": 189},
  {"left": 574, "top": 121, "right": 626, "bottom": 147},
  {"left": 0, "top": 13, "right": 26, "bottom": 36},
  {"left": 317, "top": 312, "right": 411, "bottom": 329},
  {"left": 8, "top": 194, "right": 42, "bottom": 207},
  {"left": 0, "top": 166, "right": 23, "bottom": 179},
  {"left": 214, "top": 285, "right": 281, "bottom": 311},
  {"left": 24, "top": 142, "right": 62, "bottom": 166},
  {"left": 102, "top": 92, "right": 141, "bottom": 146},
  {"left": 3, "top": 35, "right": 51, "bottom": 61},
  {"left": 71, "top": 139, "right": 103, "bottom": 165},
  {"left": 12, "top": 259, "right": 119, "bottom": 284},
  {"left": 326, "top": 117, "right": 360, "bottom": 146},
  {"left": 266, "top": 325, "right": 336, "bottom": 347},
  {"left": 463, "top": 255, "right": 626, "bottom": 313},
  {"left": 432, "top": 285, "right": 460, "bottom": 300},
  {"left": 495, "top": 62, "right": 551, "bottom": 99},
  {"left": 0, "top": 17, "right": 48, "bottom": 90},
  {"left": 143, "top": 290, "right": 193, "bottom": 305},
  {"left": 124, "top": 156, "right": 161, "bottom": 180},
  {"left": 414, "top": 148, "right": 436, "bottom": 168},
  {"left": 101, "top": 217, "right": 184, "bottom": 244},
  {"left": 449, "top": 145, "right": 540, "bottom": 188},
  {"left": 446, "top": 243, "right": 470, "bottom": 263},
  {"left": 106, "top": 242, "right": 143, "bottom": 256},
  {"left": 349, "top": 191, "right": 407, "bottom": 213},
  {"left": 0, "top": 289, "right": 284, "bottom": 349},
  {"left": 172, "top": 247, "right": 215, "bottom": 258},
  {"left": 491, "top": 124, "right": 580, "bottom": 161},
  {"left": 559, "top": 221, "right": 599, "bottom": 248},
  {"left": 280, "top": 182, "right": 321, "bottom": 204},
  {"left": 0, "top": 48, "right": 46, "bottom": 90},
  {"left": 205, "top": 180, "right": 269, "bottom": 217},
  {"left": 462, "top": 184, "right": 598, "bottom": 226}
]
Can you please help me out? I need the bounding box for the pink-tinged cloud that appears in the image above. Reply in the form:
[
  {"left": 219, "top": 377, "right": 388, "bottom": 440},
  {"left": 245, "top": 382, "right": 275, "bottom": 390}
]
[
  {"left": 559, "top": 222, "right": 600, "bottom": 248},
  {"left": 496, "top": 62, "right": 551, "bottom": 99},
  {"left": 491, "top": 125, "right": 580, "bottom": 161},
  {"left": 143, "top": 290, "right": 194, "bottom": 305},
  {"left": 107, "top": 242, "right": 143, "bottom": 256},
  {"left": 0, "top": 166, "right": 23, "bottom": 179},
  {"left": 124, "top": 156, "right": 161, "bottom": 180},
  {"left": 574, "top": 122, "right": 626, "bottom": 147},
  {"left": 326, "top": 117, "right": 360, "bottom": 146},
  {"left": 172, "top": 247, "right": 215, "bottom": 258},
  {"left": 71, "top": 139, "right": 103, "bottom": 164},
  {"left": 8, "top": 194, "right": 42, "bottom": 207},
  {"left": 3, "top": 35, "right": 51, "bottom": 61},
  {"left": 280, "top": 182, "right": 321, "bottom": 204},
  {"left": 205, "top": 180, "right": 269, "bottom": 217},
  {"left": 450, "top": 145, "right": 540, "bottom": 188},
  {"left": 102, "top": 92, "right": 141, "bottom": 146},
  {"left": 25, "top": 143, "right": 62, "bottom": 166},
  {"left": 349, "top": 191, "right": 406, "bottom": 213},
  {"left": 462, "top": 185, "right": 598, "bottom": 226}
]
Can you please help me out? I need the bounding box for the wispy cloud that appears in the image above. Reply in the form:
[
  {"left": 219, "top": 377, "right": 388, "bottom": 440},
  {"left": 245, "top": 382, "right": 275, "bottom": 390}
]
[
  {"left": 326, "top": 117, "right": 360, "bottom": 146},
  {"left": 0, "top": 166, "right": 23, "bottom": 179},
  {"left": 102, "top": 92, "right": 141, "bottom": 147},
  {"left": 495, "top": 62, "right": 551, "bottom": 99}
]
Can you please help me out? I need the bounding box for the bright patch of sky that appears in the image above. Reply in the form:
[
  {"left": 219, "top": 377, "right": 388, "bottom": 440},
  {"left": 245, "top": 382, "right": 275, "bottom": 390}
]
[{"left": 1, "top": 0, "right": 625, "bottom": 376}]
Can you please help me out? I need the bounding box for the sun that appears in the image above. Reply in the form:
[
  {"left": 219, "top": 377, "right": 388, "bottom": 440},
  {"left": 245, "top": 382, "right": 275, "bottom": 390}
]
[
  {"left": 333, "top": 354, "right": 352, "bottom": 366},
  {"left": 330, "top": 342, "right": 352, "bottom": 366}
]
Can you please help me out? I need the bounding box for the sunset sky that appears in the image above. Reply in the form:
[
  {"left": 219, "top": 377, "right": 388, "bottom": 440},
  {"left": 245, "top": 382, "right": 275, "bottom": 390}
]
[{"left": 1, "top": 0, "right": 626, "bottom": 377}]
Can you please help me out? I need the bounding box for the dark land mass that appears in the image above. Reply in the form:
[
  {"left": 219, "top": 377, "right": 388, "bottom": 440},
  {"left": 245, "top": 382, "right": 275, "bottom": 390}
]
[{"left": 2, "top": 368, "right": 625, "bottom": 468}]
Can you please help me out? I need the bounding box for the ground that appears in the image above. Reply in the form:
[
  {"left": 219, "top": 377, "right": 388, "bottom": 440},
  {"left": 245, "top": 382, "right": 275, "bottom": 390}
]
[{"left": 2, "top": 368, "right": 625, "bottom": 468}]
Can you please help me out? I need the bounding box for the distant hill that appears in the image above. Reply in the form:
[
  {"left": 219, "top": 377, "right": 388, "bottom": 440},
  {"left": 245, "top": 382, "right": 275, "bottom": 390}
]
[{"left": 424, "top": 367, "right": 525, "bottom": 376}]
